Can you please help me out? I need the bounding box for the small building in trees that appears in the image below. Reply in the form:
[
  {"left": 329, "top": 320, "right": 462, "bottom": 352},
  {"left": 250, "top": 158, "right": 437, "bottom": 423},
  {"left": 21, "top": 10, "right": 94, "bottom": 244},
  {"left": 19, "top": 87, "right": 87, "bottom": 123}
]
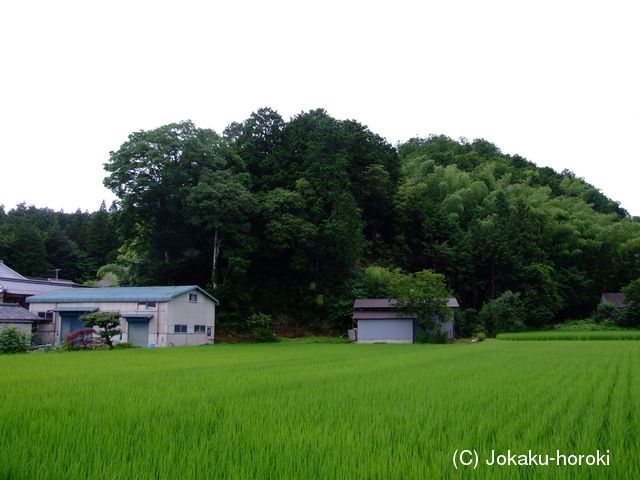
[
  {"left": 26, "top": 286, "right": 219, "bottom": 347},
  {"left": 600, "top": 293, "right": 626, "bottom": 309},
  {"left": 351, "top": 298, "right": 458, "bottom": 343}
]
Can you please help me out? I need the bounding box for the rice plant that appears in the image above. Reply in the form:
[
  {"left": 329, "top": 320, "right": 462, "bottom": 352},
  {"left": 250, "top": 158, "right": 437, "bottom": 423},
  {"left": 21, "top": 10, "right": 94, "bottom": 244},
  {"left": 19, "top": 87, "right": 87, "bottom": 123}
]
[
  {"left": 497, "top": 330, "right": 640, "bottom": 341},
  {"left": 0, "top": 341, "right": 638, "bottom": 479}
]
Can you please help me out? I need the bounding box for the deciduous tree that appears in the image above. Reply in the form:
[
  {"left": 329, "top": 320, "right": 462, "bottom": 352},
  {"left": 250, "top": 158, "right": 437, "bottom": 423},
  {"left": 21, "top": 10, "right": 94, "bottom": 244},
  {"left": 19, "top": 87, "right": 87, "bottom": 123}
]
[
  {"left": 387, "top": 269, "right": 453, "bottom": 332},
  {"left": 103, "top": 121, "right": 243, "bottom": 285}
]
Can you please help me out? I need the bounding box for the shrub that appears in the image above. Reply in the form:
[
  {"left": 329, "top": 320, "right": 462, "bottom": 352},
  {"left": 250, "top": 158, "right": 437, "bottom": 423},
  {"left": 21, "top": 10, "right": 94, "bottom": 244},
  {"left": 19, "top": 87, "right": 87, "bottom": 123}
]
[
  {"left": 114, "top": 342, "right": 135, "bottom": 349},
  {"left": 0, "top": 325, "right": 35, "bottom": 354},
  {"left": 414, "top": 331, "right": 429, "bottom": 344},
  {"left": 246, "top": 313, "right": 273, "bottom": 329},
  {"left": 554, "top": 319, "right": 621, "bottom": 331},
  {"left": 250, "top": 327, "right": 280, "bottom": 343},
  {"left": 433, "top": 331, "right": 449, "bottom": 344},
  {"left": 591, "top": 302, "right": 619, "bottom": 324},
  {"left": 64, "top": 329, "right": 98, "bottom": 350},
  {"left": 617, "top": 307, "right": 640, "bottom": 328},
  {"left": 414, "top": 330, "right": 448, "bottom": 344},
  {"left": 476, "top": 332, "right": 487, "bottom": 342},
  {"left": 479, "top": 291, "right": 526, "bottom": 335}
]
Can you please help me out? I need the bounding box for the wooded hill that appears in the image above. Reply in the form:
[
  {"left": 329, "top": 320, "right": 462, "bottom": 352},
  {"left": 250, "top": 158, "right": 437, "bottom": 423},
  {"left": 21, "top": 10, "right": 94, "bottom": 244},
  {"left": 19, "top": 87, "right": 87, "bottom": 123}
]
[{"left": 2, "top": 108, "right": 639, "bottom": 334}]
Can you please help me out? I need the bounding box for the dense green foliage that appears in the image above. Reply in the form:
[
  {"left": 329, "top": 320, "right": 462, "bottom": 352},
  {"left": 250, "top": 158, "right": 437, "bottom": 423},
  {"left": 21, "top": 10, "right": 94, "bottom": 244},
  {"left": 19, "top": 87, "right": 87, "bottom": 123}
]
[
  {"left": 620, "top": 279, "right": 640, "bottom": 327},
  {"left": 0, "top": 326, "right": 34, "bottom": 354},
  {"left": 3, "top": 108, "right": 640, "bottom": 332},
  {"left": 555, "top": 318, "right": 620, "bottom": 331},
  {"left": 0, "top": 201, "right": 118, "bottom": 283},
  {"left": 0, "top": 342, "right": 638, "bottom": 479},
  {"left": 413, "top": 329, "right": 449, "bottom": 344},
  {"left": 479, "top": 291, "right": 526, "bottom": 335},
  {"left": 591, "top": 302, "right": 620, "bottom": 324},
  {"left": 387, "top": 269, "right": 452, "bottom": 331},
  {"left": 249, "top": 327, "right": 280, "bottom": 343}
]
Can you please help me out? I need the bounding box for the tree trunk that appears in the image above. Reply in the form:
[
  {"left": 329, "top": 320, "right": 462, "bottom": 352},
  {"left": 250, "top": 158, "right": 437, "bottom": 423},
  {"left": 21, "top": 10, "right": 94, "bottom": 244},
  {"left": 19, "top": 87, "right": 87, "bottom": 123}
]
[{"left": 212, "top": 228, "right": 220, "bottom": 287}]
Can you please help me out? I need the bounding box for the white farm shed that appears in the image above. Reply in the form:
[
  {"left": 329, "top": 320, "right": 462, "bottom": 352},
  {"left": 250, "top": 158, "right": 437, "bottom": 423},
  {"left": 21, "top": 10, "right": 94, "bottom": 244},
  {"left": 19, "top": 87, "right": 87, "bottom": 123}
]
[
  {"left": 352, "top": 298, "right": 458, "bottom": 343},
  {"left": 26, "top": 286, "right": 219, "bottom": 348}
]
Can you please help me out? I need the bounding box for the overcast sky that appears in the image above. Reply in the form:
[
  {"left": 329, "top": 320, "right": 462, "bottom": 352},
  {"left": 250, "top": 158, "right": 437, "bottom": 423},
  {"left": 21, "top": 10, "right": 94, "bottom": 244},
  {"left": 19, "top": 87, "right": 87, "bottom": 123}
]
[{"left": 2, "top": 0, "right": 638, "bottom": 216}]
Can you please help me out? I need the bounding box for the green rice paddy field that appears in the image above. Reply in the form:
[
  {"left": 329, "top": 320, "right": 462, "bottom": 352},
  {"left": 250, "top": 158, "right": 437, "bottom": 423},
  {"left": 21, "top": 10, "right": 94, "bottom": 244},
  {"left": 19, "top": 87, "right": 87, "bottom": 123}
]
[
  {"left": 497, "top": 331, "right": 640, "bottom": 341},
  {"left": 1, "top": 340, "right": 638, "bottom": 480}
]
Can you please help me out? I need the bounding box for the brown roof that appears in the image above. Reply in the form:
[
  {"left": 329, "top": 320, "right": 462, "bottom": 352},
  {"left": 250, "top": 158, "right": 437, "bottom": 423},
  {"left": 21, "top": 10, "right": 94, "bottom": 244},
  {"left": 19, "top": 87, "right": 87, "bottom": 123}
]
[
  {"left": 353, "top": 298, "right": 459, "bottom": 310},
  {"left": 354, "top": 299, "right": 396, "bottom": 309},
  {"left": 601, "top": 293, "right": 627, "bottom": 309},
  {"left": 352, "top": 311, "right": 416, "bottom": 320}
]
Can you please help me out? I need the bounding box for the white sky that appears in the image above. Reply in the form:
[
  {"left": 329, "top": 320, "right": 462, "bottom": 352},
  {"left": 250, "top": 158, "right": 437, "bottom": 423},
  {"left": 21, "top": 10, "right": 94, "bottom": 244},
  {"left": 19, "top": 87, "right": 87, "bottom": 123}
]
[{"left": 1, "top": 0, "right": 638, "bottom": 215}]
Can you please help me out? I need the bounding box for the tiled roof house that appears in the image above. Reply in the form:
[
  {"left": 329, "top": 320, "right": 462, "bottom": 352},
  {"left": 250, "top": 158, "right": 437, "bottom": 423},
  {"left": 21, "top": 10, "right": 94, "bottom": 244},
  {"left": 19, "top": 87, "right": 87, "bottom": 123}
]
[
  {"left": 0, "top": 303, "right": 42, "bottom": 335},
  {"left": 0, "top": 260, "right": 91, "bottom": 308}
]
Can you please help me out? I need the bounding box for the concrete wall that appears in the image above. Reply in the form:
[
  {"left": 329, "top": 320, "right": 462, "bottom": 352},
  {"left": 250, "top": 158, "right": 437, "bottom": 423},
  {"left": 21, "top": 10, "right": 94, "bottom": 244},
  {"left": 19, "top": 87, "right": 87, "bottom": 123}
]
[{"left": 0, "top": 322, "right": 32, "bottom": 336}]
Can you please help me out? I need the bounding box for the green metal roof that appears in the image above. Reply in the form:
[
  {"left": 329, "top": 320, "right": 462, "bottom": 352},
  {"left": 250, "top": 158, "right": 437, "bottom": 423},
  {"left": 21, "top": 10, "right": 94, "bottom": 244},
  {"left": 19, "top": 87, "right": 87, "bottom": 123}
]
[{"left": 26, "top": 286, "right": 219, "bottom": 305}]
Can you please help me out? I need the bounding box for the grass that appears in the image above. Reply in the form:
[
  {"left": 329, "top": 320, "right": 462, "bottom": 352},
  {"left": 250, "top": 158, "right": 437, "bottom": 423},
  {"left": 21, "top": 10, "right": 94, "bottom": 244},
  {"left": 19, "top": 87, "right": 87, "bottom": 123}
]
[
  {"left": 1, "top": 341, "right": 638, "bottom": 479},
  {"left": 497, "top": 330, "right": 640, "bottom": 341}
]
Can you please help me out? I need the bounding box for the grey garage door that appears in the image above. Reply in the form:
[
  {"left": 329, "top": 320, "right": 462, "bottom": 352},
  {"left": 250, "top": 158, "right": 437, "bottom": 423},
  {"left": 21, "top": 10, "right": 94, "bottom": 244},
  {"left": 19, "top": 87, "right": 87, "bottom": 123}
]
[{"left": 127, "top": 321, "right": 149, "bottom": 347}]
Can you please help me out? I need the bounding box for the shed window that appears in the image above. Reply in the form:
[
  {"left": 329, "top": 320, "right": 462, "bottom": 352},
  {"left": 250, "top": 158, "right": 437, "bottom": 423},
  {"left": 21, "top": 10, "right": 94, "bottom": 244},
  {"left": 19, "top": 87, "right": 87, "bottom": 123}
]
[
  {"left": 189, "top": 293, "right": 198, "bottom": 303},
  {"left": 194, "top": 325, "right": 206, "bottom": 333},
  {"left": 137, "top": 302, "right": 156, "bottom": 310},
  {"left": 174, "top": 325, "right": 187, "bottom": 333}
]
